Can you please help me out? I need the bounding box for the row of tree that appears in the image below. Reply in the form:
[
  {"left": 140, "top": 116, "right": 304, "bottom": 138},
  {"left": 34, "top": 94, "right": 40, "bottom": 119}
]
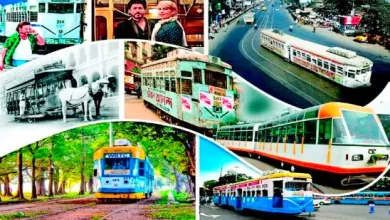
[
  {"left": 202, "top": 172, "right": 252, "bottom": 196},
  {"left": 0, "top": 122, "right": 196, "bottom": 201}
]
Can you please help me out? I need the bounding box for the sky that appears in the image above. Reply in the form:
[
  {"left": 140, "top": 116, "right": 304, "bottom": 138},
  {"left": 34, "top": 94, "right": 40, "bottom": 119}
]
[{"left": 199, "top": 137, "right": 262, "bottom": 186}]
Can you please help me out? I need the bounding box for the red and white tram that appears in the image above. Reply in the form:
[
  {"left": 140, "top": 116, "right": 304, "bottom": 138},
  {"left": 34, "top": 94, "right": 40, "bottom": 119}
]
[{"left": 260, "top": 29, "right": 373, "bottom": 88}]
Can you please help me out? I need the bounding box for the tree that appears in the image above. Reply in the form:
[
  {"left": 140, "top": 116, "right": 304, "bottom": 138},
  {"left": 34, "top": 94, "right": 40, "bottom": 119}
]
[{"left": 151, "top": 45, "right": 177, "bottom": 61}]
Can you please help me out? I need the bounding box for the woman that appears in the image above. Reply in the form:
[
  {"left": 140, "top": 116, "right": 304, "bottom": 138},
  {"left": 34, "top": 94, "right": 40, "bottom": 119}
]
[{"left": 151, "top": 0, "right": 188, "bottom": 47}]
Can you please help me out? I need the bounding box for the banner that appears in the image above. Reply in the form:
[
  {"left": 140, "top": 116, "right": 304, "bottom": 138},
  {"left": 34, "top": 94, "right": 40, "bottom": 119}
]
[
  {"left": 222, "top": 97, "right": 234, "bottom": 111},
  {"left": 199, "top": 91, "right": 213, "bottom": 108},
  {"left": 181, "top": 95, "right": 192, "bottom": 113},
  {"left": 104, "top": 170, "right": 130, "bottom": 175}
]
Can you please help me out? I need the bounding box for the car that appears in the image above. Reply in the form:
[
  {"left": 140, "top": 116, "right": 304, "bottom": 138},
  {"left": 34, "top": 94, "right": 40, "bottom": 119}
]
[
  {"left": 314, "top": 197, "right": 331, "bottom": 206},
  {"left": 313, "top": 199, "right": 321, "bottom": 211}
]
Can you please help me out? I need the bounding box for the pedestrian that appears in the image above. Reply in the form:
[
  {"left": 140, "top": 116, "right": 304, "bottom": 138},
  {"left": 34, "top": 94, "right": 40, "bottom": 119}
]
[
  {"left": 19, "top": 91, "right": 26, "bottom": 116},
  {"left": 135, "top": 82, "right": 141, "bottom": 99},
  {"left": 224, "top": 23, "right": 228, "bottom": 32},
  {"left": 368, "top": 200, "right": 375, "bottom": 214},
  {"left": 93, "top": 84, "right": 104, "bottom": 118},
  {"left": 0, "top": 21, "right": 45, "bottom": 71}
]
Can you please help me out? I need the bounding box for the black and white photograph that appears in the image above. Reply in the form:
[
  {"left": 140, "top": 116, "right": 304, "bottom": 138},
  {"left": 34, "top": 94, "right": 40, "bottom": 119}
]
[{"left": 0, "top": 40, "right": 120, "bottom": 155}]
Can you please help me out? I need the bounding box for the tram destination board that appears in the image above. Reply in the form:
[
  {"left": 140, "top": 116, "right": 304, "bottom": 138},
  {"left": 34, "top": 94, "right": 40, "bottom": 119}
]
[{"left": 104, "top": 153, "right": 132, "bottom": 158}]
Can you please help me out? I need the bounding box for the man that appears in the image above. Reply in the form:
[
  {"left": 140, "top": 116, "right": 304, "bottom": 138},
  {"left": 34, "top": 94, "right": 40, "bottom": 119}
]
[
  {"left": 114, "top": 0, "right": 154, "bottom": 39},
  {"left": 0, "top": 21, "right": 45, "bottom": 71}
]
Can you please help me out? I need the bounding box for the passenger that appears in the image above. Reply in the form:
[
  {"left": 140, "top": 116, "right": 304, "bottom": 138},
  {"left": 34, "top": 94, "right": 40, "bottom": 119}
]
[
  {"left": 19, "top": 91, "right": 26, "bottom": 116},
  {"left": 113, "top": 162, "right": 126, "bottom": 169}
]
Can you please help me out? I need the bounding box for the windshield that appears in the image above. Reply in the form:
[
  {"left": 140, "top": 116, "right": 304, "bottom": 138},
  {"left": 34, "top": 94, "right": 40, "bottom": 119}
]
[
  {"left": 342, "top": 110, "right": 388, "bottom": 145},
  {"left": 104, "top": 153, "right": 131, "bottom": 175},
  {"left": 285, "top": 181, "right": 312, "bottom": 192}
]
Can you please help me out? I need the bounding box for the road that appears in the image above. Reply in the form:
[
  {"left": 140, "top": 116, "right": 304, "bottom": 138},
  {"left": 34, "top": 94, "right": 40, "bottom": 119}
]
[
  {"left": 0, "top": 196, "right": 156, "bottom": 220},
  {"left": 125, "top": 93, "right": 165, "bottom": 123},
  {"left": 200, "top": 203, "right": 390, "bottom": 220},
  {"left": 210, "top": 1, "right": 390, "bottom": 109},
  {"left": 240, "top": 155, "right": 362, "bottom": 195},
  {"left": 0, "top": 96, "right": 119, "bottom": 157}
]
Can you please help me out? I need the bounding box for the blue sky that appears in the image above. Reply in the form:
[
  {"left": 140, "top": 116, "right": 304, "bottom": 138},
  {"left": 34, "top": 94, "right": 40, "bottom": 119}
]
[{"left": 199, "top": 137, "right": 262, "bottom": 186}]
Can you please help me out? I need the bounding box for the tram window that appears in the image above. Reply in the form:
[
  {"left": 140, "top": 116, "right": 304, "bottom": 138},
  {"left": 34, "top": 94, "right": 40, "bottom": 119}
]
[
  {"left": 312, "top": 58, "right": 317, "bottom": 65},
  {"left": 94, "top": 169, "right": 97, "bottom": 177},
  {"left": 48, "top": 3, "right": 74, "bottom": 13},
  {"left": 280, "top": 126, "right": 287, "bottom": 142},
  {"left": 205, "top": 70, "right": 227, "bottom": 89},
  {"left": 246, "top": 130, "right": 253, "bottom": 141},
  {"left": 302, "top": 52, "right": 306, "bottom": 58},
  {"left": 287, "top": 124, "right": 296, "bottom": 143},
  {"left": 317, "top": 59, "right": 323, "bottom": 67},
  {"left": 297, "top": 51, "right": 301, "bottom": 57},
  {"left": 330, "top": 64, "right": 336, "bottom": 73},
  {"left": 293, "top": 50, "right": 297, "bottom": 56},
  {"left": 306, "top": 55, "right": 311, "bottom": 62},
  {"left": 262, "top": 189, "right": 268, "bottom": 197},
  {"left": 304, "top": 120, "right": 317, "bottom": 144},
  {"left": 304, "top": 108, "right": 319, "bottom": 119},
  {"left": 76, "top": 3, "right": 84, "bottom": 13},
  {"left": 170, "top": 78, "right": 176, "bottom": 92},
  {"left": 257, "top": 190, "right": 261, "bottom": 196},
  {"left": 323, "top": 61, "right": 329, "bottom": 70},
  {"left": 194, "top": 68, "right": 202, "bottom": 84},
  {"left": 356, "top": 70, "right": 361, "bottom": 75},
  {"left": 318, "top": 119, "right": 332, "bottom": 144},
  {"left": 181, "top": 79, "right": 192, "bottom": 95},
  {"left": 348, "top": 70, "right": 355, "bottom": 78},
  {"left": 165, "top": 78, "right": 170, "bottom": 91},
  {"left": 181, "top": 71, "right": 192, "bottom": 78},
  {"left": 153, "top": 79, "right": 156, "bottom": 88},
  {"left": 332, "top": 118, "right": 348, "bottom": 143},
  {"left": 160, "top": 77, "right": 165, "bottom": 89},
  {"left": 39, "top": 3, "right": 45, "bottom": 13}
]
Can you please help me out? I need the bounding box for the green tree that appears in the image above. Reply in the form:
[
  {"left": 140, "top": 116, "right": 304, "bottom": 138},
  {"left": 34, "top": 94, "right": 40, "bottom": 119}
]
[{"left": 151, "top": 45, "right": 177, "bottom": 61}]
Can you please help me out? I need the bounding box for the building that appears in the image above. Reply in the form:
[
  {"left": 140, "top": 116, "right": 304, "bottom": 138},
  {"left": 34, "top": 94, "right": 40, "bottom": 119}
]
[{"left": 124, "top": 41, "right": 152, "bottom": 73}]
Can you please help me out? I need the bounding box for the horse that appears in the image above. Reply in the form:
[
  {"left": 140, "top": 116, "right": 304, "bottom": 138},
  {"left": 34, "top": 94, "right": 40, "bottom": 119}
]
[{"left": 58, "top": 75, "right": 114, "bottom": 123}]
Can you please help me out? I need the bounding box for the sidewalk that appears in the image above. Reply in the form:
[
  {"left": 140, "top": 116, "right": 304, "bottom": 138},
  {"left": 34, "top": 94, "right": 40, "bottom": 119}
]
[{"left": 209, "top": 5, "right": 258, "bottom": 52}]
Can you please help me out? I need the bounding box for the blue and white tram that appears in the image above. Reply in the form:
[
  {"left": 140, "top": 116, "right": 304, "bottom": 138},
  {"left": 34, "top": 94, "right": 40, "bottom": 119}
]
[
  {"left": 93, "top": 139, "right": 154, "bottom": 202},
  {"left": 213, "top": 170, "right": 315, "bottom": 215},
  {"left": 0, "top": 0, "right": 85, "bottom": 46}
]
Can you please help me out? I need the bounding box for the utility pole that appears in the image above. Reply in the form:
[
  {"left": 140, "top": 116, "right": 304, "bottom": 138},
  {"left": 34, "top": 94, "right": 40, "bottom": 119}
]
[{"left": 109, "top": 122, "right": 113, "bottom": 147}]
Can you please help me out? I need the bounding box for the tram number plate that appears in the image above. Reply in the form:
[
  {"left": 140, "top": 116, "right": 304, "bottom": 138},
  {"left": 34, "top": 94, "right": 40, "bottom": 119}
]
[{"left": 214, "top": 96, "right": 222, "bottom": 107}]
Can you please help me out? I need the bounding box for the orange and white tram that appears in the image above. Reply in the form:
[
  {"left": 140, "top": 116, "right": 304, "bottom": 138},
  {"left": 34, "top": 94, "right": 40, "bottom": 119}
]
[
  {"left": 260, "top": 29, "right": 373, "bottom": 88},
  {"left": 216, "top": 102, "right": 390, "bottom": 186}
]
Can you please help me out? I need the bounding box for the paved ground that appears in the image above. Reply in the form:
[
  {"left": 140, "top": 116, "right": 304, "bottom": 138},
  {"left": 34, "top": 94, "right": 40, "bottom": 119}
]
[
  {"left": 124, "top": 93, "right": 165, "bottom": 124},
  {"left": 200, "top": 203, "right": 390, "bottom": 220},
  {"left": 0, "top": 95, "right": 119, "bottom": 157}
]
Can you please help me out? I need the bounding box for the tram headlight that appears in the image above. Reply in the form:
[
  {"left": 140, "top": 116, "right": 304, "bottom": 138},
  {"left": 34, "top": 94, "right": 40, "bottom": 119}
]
[{"left": 352, "top": 154, "right": 364, "bottom": 161}]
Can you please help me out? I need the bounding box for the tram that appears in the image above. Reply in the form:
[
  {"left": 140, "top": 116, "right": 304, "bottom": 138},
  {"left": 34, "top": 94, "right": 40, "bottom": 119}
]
[
  {"left": 5, "top": 60, "right": 77, "bottom": 122},
  {"left": 93, "top": 139, "right": 154, "bottom": 202},
  {"left": 213, "top": 169, "right": 314, "bottom": 215},
  {"left": 215, "top": 102, "right": 390, "bottom": 187},
  {"left": 124, "top": 70, "right": 140, "bottom": 94},
  {"left": 0, "top": 0, "right": 85, "bottom": 47},
  {"left": 260, "top": 29, "right": 373, "bottom": 88},
  {"left": 141, "top": 49, "right": 237, "bottom": 133},
  {"left": 331, "top": 191, "right": 390, "bottom": 205}
]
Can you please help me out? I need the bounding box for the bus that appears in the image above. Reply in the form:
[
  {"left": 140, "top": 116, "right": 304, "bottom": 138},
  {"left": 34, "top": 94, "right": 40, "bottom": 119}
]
[
  {"left": 213, "top": 169, "right": 315, "bottom": 215},
  {"left": 124, "top": 70, "right": 140, "bottom": 94},
  {"left": 141, "top": 49, "right": 237, "bottom": 133},
  {"left": 93, "top": 139, "right": 154, "bottom": 202},
  {"left": 215, "top": 102, "right": 390, "bottom": 187},
  {"left": 331, "top": 191, "right": 390, "bottom": 205},
  {"left": 260, "top": 29, "right": 373, "bottom": 88},
  {"left": 243, "top": 12, "right": 255, "bottom": 24},
  {"left": 0, "top": 0, "right": 85, "bottom": 47}
]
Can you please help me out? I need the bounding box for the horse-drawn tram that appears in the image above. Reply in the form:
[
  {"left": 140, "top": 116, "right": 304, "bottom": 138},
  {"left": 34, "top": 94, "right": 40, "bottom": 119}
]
[
  {"left": 5, "top": 62, "right": 76, "bottom": 122},
  {"left": 212, "top": 169, "right": 315, "bottom": 215},
  {"left": 216, "top": 102, "right": 390, "bottom": 187}
]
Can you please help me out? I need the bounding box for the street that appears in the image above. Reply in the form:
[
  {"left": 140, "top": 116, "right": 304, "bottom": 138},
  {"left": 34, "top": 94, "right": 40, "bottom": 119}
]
[
  {"left": 0, "top": 96, "right": 119, "bottom": 157},
  {"left": 125, "top": 93, "right": 165, "bottom": 123},
  {"left": 210, "top": 1, "right": 390, "bottom": 109},
  {"left": 200, "top": 203, "right": 390, "bottom": 220}
]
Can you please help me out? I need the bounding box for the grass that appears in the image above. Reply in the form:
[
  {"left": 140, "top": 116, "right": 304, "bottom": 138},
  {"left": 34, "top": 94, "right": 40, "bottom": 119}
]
[
  {"left": 148, "top": 204, "right": 195, "bottom": 220},
  {"left": 0, "top": 192, "right": 91, "bottom": 204},
  {"left": 0, "top": 211, "right": 48, "bottom": 220},
  {"left": 147, "top": 190, "right": 195, "bottom": 219}
]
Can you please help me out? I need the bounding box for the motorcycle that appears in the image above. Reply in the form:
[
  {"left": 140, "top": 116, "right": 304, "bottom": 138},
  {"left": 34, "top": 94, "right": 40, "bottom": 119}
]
[{"left": 254, "top": 24, "right": 258, "bottom": 29}]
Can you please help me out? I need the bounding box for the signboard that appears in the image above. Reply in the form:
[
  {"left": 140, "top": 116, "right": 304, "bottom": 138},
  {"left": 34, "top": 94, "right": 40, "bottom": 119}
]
[
  {"left": 292, "top": 190, "right": 305, "bottom": 197},
  {"left": 105, "top": 153, "right": 131, "bottom": 158},
  {"left": 104, "top": 170, "right": 130, "bottom": 175},
  {"left": 146, "top": 88, "right": 173, "bottom": 112},
  {"left": 208, "top": 86, "right": 226, "bottom": 96},
  {"left": 199, "top": 91, "right": 213, "bottom": 108},
  {"left": 222, "top": 97, "right": 234, "bottom": 111},
  {"left": 181, "top": 95, "right": 192, "bottom": 113}
]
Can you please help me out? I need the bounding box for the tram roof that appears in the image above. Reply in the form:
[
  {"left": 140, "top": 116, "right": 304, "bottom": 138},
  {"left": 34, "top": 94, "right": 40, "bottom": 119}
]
[
  {"left": 218, "top": 102, "right": 376, "bottom": 130},
  {"left": 260, "top": 29, "right": 373, "bottom": 68},
  {"left": 214, "top": 172, "right": 312, "bottom": 190},
  {"left": 142, "top": 49, "right": 232, "bottom": 69},
  {"left": 94, "top": 146, "right": 146, "bottom": 160}
]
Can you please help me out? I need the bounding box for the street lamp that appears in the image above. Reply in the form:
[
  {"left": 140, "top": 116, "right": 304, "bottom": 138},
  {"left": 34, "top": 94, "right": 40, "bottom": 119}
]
[{"left": 234, "top": 165, "right": 240, "bottom": 182}]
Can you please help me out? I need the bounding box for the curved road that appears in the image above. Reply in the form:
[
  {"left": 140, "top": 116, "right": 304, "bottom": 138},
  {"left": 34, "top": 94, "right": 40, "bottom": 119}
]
[{"left": 210, "top": 1, "right": 390, "bottom": 109}]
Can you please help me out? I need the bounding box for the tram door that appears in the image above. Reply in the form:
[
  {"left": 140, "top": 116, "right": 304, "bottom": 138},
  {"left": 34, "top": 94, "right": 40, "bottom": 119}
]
[
  {"left": 218, "top": 192, "right": 222, "bottom": 205},
  {"left": 272, "top": 180, "right": 284, "bottom": 208},
  {"left": 236, "top": 188, "right": 243, "bottom": 209}
]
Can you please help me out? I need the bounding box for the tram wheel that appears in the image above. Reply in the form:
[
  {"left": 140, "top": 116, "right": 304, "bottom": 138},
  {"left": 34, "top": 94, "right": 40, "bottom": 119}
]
[
  {"left": 281, "top": 162, "right": 284, "bottom": 168},
  {"left": 290, "top": 165, "right": 295, "bottom": 172},
  {"left": 248, "top": 153, "right": 252, "bottom": 158},
  {"left": 144, "top": 100, "right": 149, "bottom": 107},
  {"left": 28, "top": 118, "right": 35, "bottom": 123},
  {"left": 257, "top": 155, "right": 261, "bottom": 160}
]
